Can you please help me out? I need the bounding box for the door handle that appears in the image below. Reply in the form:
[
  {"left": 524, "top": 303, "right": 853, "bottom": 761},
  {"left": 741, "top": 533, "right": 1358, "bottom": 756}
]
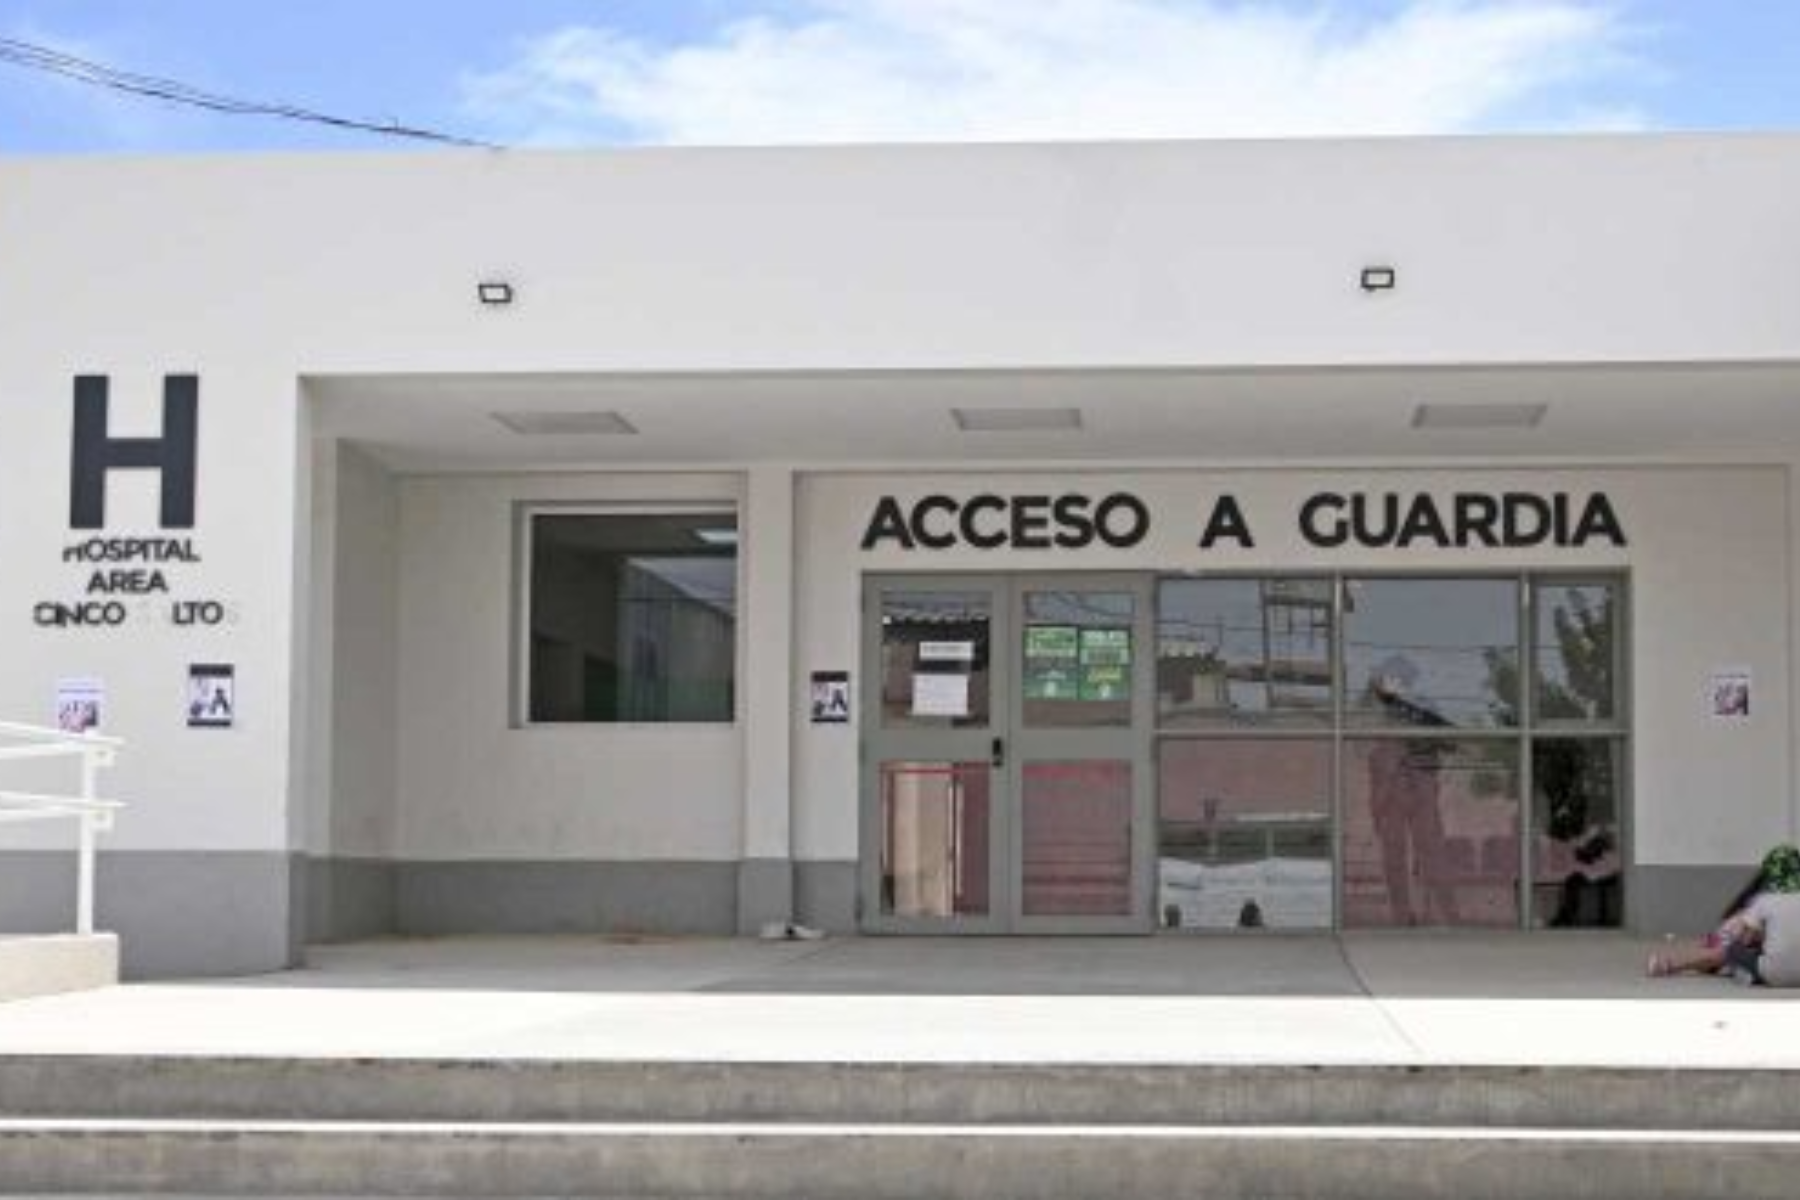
[{"left": 992, "top": 736, "right": 1005, "bottom": 768}]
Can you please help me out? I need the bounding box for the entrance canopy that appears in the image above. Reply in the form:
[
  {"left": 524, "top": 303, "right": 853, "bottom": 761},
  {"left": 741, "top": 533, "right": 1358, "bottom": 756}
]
[{"left": 307, "top": 361, "right": 1800, "bottom": 471}]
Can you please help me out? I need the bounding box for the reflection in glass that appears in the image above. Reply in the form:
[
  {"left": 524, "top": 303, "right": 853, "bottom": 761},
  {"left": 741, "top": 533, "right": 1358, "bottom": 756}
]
[
  {"left": 1157, "top": 739, "right": 1332, "bottom": 930},
  {"left": 1343, "top": 578, "right": 1520, "bottom": 729},
  {"left": 881, "top": 592, "right": 991, "bottom": 729},
  {"left": 528, "top": 512, "right": 737, "bottom": 723},
  {"left": 1531, "top": 738, "right": 1624, "bottom": 928},
  {"left": 1022, "top": 591, "right": 1133, "bottom": 728},
  {"left": 880, "top": 762, "right": 990, "bottom": 918},
  {"left": 1021, "top": 761, "right": 1132, "bottom": 916},
  {"left": 1156, "top": 579, "right": 1333, "bottom": 727},
  {"left": 1534, "top": 583, "right": 1619, "bottom": 723},
  {"left": 1343, "top": 739, "right": 1520, "bottom": 928}
]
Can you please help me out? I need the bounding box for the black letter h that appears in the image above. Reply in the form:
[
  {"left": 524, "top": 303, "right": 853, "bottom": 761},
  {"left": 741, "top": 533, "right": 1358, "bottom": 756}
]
[{"left": 70, "top": 375, "right": 198, "bottom": 530}]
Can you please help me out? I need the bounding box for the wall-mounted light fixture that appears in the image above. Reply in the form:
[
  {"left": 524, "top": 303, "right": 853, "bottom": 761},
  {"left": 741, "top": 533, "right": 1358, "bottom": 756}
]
[
  {"left": 1359, "top": 265, "right": 1397, "bottom": 294},
  {"left": 477, "top": 281, "right": 516, "bottom": 307}
]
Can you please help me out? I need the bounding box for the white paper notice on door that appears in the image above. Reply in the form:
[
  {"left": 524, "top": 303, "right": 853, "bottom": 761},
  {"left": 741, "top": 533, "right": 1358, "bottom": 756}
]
[{"left": 911, "top": 673, "right": 970, "bottom": 717}]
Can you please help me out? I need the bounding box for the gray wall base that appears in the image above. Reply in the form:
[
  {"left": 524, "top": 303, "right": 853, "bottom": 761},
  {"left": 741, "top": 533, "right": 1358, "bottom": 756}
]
[
  {"left": 393, "top": 861, "right": 737, "bottom": 936},
  {"left": 19, "top": 854, "right": 1730, "bottom": 979},
  {"left": 735, "top": 859, "right": 794, "bottom": 935},
  {"left": 304, "top": 857, "right": 397, "bottom": 944},
  {"left": 0, "top": 851, "right": 297, "bottom": 980},
  {"left": 795, "top": 860, "right": 858, "bottom": 933},
  {"left": 1632, "top": 865, "right": 1757, "bottom": 936}
]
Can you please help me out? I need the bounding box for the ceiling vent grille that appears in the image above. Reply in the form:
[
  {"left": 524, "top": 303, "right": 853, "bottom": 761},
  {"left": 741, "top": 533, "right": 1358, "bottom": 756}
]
[
  {"left": 951, "top": 406, "right": 1083, "bottom": 432},
  {"left": 1411, "top": 402, "right": 1547, "bottom": 430}
]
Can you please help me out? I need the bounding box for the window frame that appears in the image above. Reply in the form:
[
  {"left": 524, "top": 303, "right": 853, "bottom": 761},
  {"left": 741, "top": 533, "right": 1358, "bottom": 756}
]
[
  {"left": 512, "top": 501, "right": 742, "bottom": 730},
  {"left": 1152, "top": 568, "right": 1631, "bottom": 933}
]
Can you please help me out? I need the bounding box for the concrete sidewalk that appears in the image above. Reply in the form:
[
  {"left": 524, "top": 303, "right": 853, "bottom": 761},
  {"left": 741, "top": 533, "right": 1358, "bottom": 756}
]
[{"left": 0, "top": 933, "right": 1792, "bottom": 1069}]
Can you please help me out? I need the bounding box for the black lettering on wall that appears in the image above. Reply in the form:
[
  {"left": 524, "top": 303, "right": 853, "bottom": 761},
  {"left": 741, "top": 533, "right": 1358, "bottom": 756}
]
[
  {"left": 1453, "top": 494, "right": 1501, "bottom": 547},
  {"left": 1299, "top": 493, "right": 1349, "bottom": 547},
  {"left": 1051, "top": 495, "right": 1096, "bottom": 549},
  {"left": 960, "top": 495, "right": 1008, "bottom": 549},
  {"left": 1572, "top": 493, "right": 1628, "bottom": 547},
  {"left": 1503, "top": 494, "right": 1552, "bottom": 547},
  {"left": 1198, "top": 494, "right": 1255, "bottom": 549},
  {"left": 1010, "top": 495, "right": 1052, "bottom": 549},
  {"left": 860, "top": 496, "right": 916, "bottom": 550},
  {"left": 1094, "top": 494, "right": 1150, "bottom": 548},
  {"left": 71, "top": 375, "right": 198, "bottom": 530},
  {"left": 910, "top": 494, "right": 959, "bottom": 550},
  {"left": 1396, "top": 495, "right": 1450, "bottom": 547}
]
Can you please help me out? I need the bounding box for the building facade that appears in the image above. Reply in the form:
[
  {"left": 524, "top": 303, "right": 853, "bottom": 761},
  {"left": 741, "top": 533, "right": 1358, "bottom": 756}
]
[{"left": 2, "top": 135, "right": 1797, "bottom": 976}]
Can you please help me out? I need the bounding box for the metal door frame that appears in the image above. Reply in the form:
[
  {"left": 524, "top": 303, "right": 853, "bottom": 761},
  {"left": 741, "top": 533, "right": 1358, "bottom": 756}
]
[
  {"left": 859, "top": 574, "right": 1012, "bottom": 934},
  {"left": 859, "top": 572, "right": 1155, "bottom": 935},
  {"left": 1007, "top": 573, "right": 1156, "bottom": 934}
]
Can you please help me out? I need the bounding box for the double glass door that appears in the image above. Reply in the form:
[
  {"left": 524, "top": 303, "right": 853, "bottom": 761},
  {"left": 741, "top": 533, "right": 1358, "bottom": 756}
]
[{"left": 860, "top": 574, "right": 1154, "bottom": 933}]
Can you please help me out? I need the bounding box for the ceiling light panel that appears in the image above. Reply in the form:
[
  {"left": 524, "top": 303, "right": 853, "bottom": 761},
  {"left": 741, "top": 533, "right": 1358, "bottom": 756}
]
[
  {"left": 951, "top": 406, "right": 1083, "bottom": 432},
  {"left": 491, "top": 411, "right": 639, "bottom": 436},
  {"left": 1411, "top": 402, "right": 1547, "bottom": 430}
]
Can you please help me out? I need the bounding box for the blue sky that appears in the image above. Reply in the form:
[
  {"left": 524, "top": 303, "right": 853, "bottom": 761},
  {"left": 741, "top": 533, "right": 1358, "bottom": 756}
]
[{"left": 2, "top": 1, "right": 1798, "bottom": 153}]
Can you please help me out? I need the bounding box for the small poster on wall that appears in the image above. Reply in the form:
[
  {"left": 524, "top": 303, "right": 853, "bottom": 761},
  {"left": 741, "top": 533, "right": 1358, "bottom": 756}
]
[
  {"left": 187, "top": 664, "right": 237, "bottom": 729},
  {"left": 811, "top": 671, "right": 851, "bottom": 724},
  {"left": 55, "top": 678, "right": 105, "bottom": 734},
  {"left": 1708, "top": 666, "right": 1751, "bottom": 722}
]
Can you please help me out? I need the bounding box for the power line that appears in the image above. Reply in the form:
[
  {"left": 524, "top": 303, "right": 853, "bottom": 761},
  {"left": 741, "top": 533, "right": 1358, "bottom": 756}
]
[{"left": 0, "top": 36, "right": 497, "bottom": 149}]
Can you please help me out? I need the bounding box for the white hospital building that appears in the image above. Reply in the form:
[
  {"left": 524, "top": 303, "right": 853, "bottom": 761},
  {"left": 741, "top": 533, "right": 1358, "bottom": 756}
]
[{"left": 3, "top": 133, "right": 1798, "bottom": 977}]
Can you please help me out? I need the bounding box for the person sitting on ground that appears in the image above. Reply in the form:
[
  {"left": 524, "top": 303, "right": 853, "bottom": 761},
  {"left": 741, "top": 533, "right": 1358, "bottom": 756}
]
[{"left": 1648, "top": 843, "right": 1800, "bottom": 981}]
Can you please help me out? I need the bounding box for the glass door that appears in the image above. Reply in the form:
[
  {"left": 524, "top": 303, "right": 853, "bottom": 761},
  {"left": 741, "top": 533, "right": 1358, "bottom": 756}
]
[
  {"left": 1010, "top": 576, "right": 1154, "bottom": 933},
  {"left": 860, "top": 574, "right": 1156, "bottom": 934},
  {"left": 860, "top": 576, "right": 1009, "bottom": 933}
]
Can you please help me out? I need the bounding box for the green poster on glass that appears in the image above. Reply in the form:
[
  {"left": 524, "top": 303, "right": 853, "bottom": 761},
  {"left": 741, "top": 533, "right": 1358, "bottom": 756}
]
[
  {"left": 1023, "top": 625, "right": 1080, "bottom": 700},
  {"left": 1078, "top": 627, "right": 1132, "bottom": 701}
]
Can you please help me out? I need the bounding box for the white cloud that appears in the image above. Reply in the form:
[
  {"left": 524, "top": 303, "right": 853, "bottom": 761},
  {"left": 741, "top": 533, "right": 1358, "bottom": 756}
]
[{"left": 464, "top": 0, "right": 1646, "bottom": 146}]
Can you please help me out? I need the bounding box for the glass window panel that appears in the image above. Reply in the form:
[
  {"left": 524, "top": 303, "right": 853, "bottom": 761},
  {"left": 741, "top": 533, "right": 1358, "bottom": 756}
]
[
  {"left": 881, "top": 591, "right": 991, "bottom": 729},
  {"left": 1157, "top": 579, "right": 1334, "bottom": 728},
  {"left": 1534, "top": 582, "right": 1620, "bottom": 724},
  {"left": 880, "top": 762, "right": 990, "bottom": 918},
  {"left": 1022, "top": 761, "right": 1133, "bottom": 916},
  {"left": 1531, "top": 738, "right": 1624, "bottom": 928},
  {"left": 1343, "top": 738, "right": 1520, "bottom": 928},
  {"left": 527, "top": 512, "right": 736, "bottom": 723},
  {"left": 1157, "top": 739, "right": 1333, "bottom": 930},
  {"left": 1022, "top": 590, "right": 1133, "bottom": 728},
  {"left": 1343, "top": 578, "right": 1520, "bottom": 729}
]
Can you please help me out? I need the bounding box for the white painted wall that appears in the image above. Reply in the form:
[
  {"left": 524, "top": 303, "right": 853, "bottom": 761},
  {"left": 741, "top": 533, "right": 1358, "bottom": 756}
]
[
  {"left": 4, "top": 135, "right": 1800, "bottom": 883},
  {"left": 0, "top": 366, "right": 300, "bottom": 852},
  {"left": 4, "top": 137, "right": 1800, "bottom": 381},
  {"left": 327, "top": 444, "right": 401, "bottom": 858},
  {"left": 393, "top": 471, "right": 744, "bottom": 860},
  {"left": 793, "top": 466, "right": 1792, "bottom": 869}
]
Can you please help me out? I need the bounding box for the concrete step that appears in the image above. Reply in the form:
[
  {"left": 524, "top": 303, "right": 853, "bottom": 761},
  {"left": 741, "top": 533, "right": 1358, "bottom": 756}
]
[
  {"left": 3, "top": 1055, "right": 1799, "bottom": 1131},
  {"left": 2, "top": 1117, "right": 1797, "bottom": 1199},
  {"left": 0, "top": 934, "right": 117, "bottom": 1002}
]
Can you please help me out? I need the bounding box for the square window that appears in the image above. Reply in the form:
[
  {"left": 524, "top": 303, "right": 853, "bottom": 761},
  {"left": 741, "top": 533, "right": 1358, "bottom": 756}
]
[{"left": 523, "top": 510, "right": 736, "bottom": 723}]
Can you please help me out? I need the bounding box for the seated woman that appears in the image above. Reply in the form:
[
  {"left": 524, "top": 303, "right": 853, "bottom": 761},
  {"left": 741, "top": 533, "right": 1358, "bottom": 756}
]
[
  {"left": 1648, "top": 844, "right": 1800, "bottom": 981},
  {"left": 1730, "top": 888, "right": 1800, "bottom": 986}
]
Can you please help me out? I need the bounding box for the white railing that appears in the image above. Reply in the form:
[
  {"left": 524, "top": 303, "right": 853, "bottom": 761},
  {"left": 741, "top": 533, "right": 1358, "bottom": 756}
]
[{"left": 0, "top": 720, "right": 125, "bottom": 935}]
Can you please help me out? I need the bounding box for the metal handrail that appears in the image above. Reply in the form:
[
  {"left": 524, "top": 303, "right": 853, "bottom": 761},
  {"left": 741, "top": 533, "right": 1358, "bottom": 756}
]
[{"left": 0, "top": 722, "right": 124, "bottom": 935}]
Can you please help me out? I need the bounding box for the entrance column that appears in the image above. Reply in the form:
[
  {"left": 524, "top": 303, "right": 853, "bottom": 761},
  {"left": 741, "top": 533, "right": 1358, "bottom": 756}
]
[{"left": 738, "top": 465, "right": 796, "bottom": 933}]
